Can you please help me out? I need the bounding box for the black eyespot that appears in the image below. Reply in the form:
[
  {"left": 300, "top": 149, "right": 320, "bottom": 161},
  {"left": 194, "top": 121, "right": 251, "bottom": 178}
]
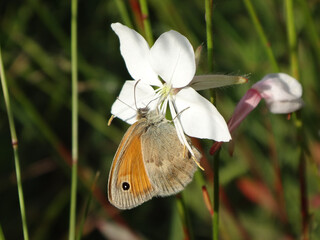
[{"left": 122, "top": 182, "right": 130, "bottom": 191}]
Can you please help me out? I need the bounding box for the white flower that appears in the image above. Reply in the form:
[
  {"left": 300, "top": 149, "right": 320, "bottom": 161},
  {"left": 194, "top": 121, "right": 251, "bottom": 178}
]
[
  {"left": 110, "top": 22, "right": 231, "bottom": 151},
  {"left": 252, "top": 73, "right": 303, "bottom": 114},
  {"left": 210, "top": 73, "right": 304, "bottom": 154}
]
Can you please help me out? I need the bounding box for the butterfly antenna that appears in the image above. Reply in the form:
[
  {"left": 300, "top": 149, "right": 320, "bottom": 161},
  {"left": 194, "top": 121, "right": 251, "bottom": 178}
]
[
  {"left": 172, "top": 107, "right": 190, "bottom": 121},
  {"left": 116, "top": 97, "right": 135, "bottom": 111},
  {"left": 146, "top": 95, "right": 161, "bottom": 109}
]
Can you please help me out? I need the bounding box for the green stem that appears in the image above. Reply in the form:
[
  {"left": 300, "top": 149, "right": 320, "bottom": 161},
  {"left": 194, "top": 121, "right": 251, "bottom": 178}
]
[
  {"left": 285, "top": 1, "right": 308, "bottom": 239},
  {"left": 114, "top": 0, "right": 133, "bottom": 28},
  {"left": 205, "top": 0, "right": 213, "bottom": 72},
  {"left": 243, "top": 0, "right": 279, "bottom": 72},
  {"left": 139, "top": 0, "right": 153, "bottom": 45},
  {"left": 0, "top": 47, "right": 29, "bottom": 240},
  {"left": 69, "top": 0, "right": 78, "bottom": 238},
  {"left": 213, "top": 151, "right": 220, "bottom": 240},
  {"left": 205, "top": 1, "right": 218, "bottom": 239},
  {"left": 285, "top": 0, "right": 299, "bottom": 79}
]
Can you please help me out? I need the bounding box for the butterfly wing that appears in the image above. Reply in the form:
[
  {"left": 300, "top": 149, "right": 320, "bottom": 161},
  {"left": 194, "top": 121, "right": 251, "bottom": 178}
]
[
  {"left": 141, "top": 121, "right": 200, "bottom": 197},
  {"left": 108, "top": 120, "right": 155, "bottom": 209}
]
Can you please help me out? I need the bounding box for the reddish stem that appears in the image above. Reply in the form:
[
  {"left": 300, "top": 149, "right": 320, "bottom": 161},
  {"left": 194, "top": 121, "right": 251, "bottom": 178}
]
[
  {"left": 129, "top": 0, "right": 144, "bottom": 29},
  {"left": 202, "top": 186, "right": 213, "bottom": 216},
  {"left": 299, "top": 152, "right": 309, "bottom": 240}
]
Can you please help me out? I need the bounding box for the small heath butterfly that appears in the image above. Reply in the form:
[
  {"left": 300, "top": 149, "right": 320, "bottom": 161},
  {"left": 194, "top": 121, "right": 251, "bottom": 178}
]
[{"left": 107, "top": 106, "right": 201, "bottom": 209}]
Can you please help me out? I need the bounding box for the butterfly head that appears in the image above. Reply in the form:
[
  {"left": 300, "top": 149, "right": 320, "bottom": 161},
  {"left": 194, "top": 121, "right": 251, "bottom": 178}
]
[{"left": 136, "top": 106, "right": 150, "bottom": 120}]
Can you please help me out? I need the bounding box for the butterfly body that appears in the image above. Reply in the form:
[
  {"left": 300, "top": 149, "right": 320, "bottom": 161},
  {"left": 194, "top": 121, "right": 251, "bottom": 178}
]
[{"left": 108, "top": 109, "right": 201, "bottom": 209}]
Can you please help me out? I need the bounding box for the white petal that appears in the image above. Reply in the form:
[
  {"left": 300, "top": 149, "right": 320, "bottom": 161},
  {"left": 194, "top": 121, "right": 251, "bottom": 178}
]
[
  {"left": 252, "top": 73, "right": 302, "bottom": 101},
  {"left": 111, "top": 80, "right": 157, "bottom": 124},
  {"left": 111, "top": 23, "right": 161, "bottom": 86},
  {"left": 173, "top": 87, "right": 231, "bottom": 141},
  {"left": 266, "top": 99, "right": 304, "bottom": 114},
  {"left": 150, "top": 30, "right": 195, "bottom": 88}
]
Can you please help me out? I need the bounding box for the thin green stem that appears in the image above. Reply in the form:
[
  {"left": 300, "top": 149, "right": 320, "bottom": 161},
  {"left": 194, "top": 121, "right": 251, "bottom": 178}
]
[
  {"left": 213, "top": 150, "right": 220, "bottom": 240},
  {"left": 285, "top": 1, "right": 309, "bottom": 239},
  {"left": 69, "top": 0, "right": 78, "bottom": 238},
  {"left": 205, "top": 0, "right": 213, "bottom": 72},
  {"left": 114, "top": 0, "right": 133, "bottom": 28},
  {"left": 285, "top": 1, "right": 308, "bottom": 239},
  {"left": 0, "top": 47, "right": 29, "bottom": 240},
  {"left": 286, "top": 0, "right": 299, "bottom": 79},
  {"left": 205, "top": 1, "right": 217, "bottom": 239},
  {"left": 243, "top": 0, "right": 279, "bottom": 72},
  {"left": 139, "top": 0, "right": 153, "bottom": 45}
]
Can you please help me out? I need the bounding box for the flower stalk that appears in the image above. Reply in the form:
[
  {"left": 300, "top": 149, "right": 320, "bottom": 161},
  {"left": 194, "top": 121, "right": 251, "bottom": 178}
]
[
  {"left": 139, "top": 0, "right": 153, "bottom": 46},
  {"left": 114, "top": 0, "right": 133, "bottom": 28},
  {"left": 204, "top": 1, "right": 220, "bottom": 239},
  {"left": 205, "top": 0, "right": 213, "bottom": 72},
  {"left": 285, "top": 0, "right": 308, "bottom": 239},
  {"left": 286, "top": 0, "right": 299, "bottom": 79},
  {"left": 69, "top": 0, "right": 79, "bottom": 238}
]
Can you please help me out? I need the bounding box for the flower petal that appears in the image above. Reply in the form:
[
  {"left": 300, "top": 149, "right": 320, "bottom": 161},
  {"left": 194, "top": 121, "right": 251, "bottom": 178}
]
[
  {"left": 111, "top": 80, "right": 157, "bottom": 124},
  {"left": 150, "top": 30, "right": 195, "bottom": 88},
  {"left": 173, "top": 87, "right": 231, "bottom": 141},
  {"left": 266, "top": 99, "right": 304, "bottom": 114},
  {"left": 228, "top": 88, "right": 262, "bottom": 133},
  {"left": 252, "top": 73, "right": 302, "bottom": 101},
  {"left": 111, "top": 23, "right": 161, "bottom": 86}
]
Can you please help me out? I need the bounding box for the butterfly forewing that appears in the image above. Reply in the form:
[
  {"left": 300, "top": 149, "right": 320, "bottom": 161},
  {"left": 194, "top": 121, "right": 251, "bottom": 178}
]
[{"left": 108, "top": 121, "right": 155, "bottom": 209}]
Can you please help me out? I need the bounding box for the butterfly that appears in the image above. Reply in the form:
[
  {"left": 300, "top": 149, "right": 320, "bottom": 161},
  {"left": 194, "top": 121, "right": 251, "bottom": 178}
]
[{"left": 108, "top": 106, "right": 201, "bottom": 209}]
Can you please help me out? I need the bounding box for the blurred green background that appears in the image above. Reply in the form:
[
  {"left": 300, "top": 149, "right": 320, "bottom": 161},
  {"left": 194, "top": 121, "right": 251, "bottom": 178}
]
[{"left": 1, "top": 0, "right": 320, "bottom": 239}]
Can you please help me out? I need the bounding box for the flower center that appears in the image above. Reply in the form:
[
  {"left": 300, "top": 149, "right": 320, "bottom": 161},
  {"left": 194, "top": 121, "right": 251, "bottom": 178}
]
[
  {"left": 162, "top": 83, "right": 172, "bottom": 95},
  {"left": 158, "top": 83, "right": 173, "bottom": 101}
]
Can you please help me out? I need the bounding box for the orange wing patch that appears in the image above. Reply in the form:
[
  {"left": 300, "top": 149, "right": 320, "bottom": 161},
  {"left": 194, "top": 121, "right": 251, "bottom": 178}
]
[{"left": 116, "top": 132, "right": 153, "bottom": 196}]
